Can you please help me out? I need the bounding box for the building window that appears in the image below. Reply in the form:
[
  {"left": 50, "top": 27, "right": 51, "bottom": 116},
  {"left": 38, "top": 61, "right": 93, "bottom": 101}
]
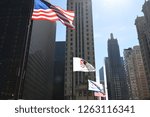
[
  {"left": 88, "top": 92, "right": 92, "bottom": 96},
  {"left": 83, "top": 90, "right": 87, "bottom": 96},
  {"left": 65, "top": 84, "right": 67, "bottom": 88},
  {"left": 79, "top": 90, "right": 82, "bottom": 96}
]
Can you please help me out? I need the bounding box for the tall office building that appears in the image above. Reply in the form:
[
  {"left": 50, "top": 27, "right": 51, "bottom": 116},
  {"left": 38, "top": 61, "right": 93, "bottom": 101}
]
[
  {"left": 124, "top": 48, "right": 138, "bottom": 99},
  {"left": 124, "top": 46, "right": 149, "bottom": 99},
  {"left": 0, "top": 1, "right": 34, "bottom": 99},
  {"left": 133, "top": 46, "right": 150, "bottom": 99},
  {"left": 65, "top": 0, "right": 96, "bottom": 100},
  {"left": 105, "top": 33, "right": 129, "bottom": 100},
  {"left": 135, "top": 0, "right": 150, "bottom": 95},
  {"left": 99, "top": 67, "right": 104, "bottom": 85},
  {"left": 23, "top": 21, "right": 56, "bottom": 100},
  {"left": 99, "top": 66, "right": 107, "bottom": 99},
  {"left": 104, "top": 57, "right": 110, "bottom": 99},
  {"left": 53, "top": 42, "right": 66, "bottom": 100}
]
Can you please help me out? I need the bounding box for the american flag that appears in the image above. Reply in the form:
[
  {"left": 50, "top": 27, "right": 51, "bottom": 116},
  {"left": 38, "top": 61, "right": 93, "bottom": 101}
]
[{"left": 32, "top": 0, "right": 75, "bottom": 29}]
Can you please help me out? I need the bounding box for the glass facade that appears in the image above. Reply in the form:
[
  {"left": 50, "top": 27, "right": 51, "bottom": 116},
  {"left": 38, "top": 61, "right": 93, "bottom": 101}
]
[
  {"left": 0, "top": 0, "right": 34, "bottom": 99},
  {"left": 23, "top": 21, "right": 56, "bottom": 100}
]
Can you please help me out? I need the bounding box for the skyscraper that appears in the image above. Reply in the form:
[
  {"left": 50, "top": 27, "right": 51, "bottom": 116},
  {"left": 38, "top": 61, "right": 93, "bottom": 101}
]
[
  {"left": 124, "top": 46, "right": 150, "bottom": 99},
  {"left": 124, "top": 48, "right": 138, "bottom": 99},
  {"left": 135, "top": 0, "right": 150, "bottom": 95},
  {"left": 53, "top": 41, "right": 66, "bottom": 100},
  {"left": 99, "top": 67, "right": 104, "bottom": 85},
  {"left": 64, "top": 0, "right": 96, "bottom": 100},
  {"left": 23, "top": 21, "right": 56, "bottom": 100},
  {"left": 105, "top": 33, "right": 129, "bottom": 100},
  {"left": 0, "top": 0, "right": 34, "bottom": 99}
]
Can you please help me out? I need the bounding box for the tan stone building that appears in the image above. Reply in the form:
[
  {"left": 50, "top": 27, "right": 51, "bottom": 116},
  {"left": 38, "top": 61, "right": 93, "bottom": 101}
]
[
  {"left": 124, "top": 46, "right": 150, "bottom": 99},
  {"left": 124, "top": 48, "right": 139, "bottom": 99},
  {"left": 135, "top": 0, "right": 150, "bottom": 98},
  {"left": 64, "top": 0, "right": 96, "bottom": 100}
]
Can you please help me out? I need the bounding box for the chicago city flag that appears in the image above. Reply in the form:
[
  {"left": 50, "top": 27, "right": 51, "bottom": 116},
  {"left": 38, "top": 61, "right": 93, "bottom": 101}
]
[
  {"left": 88, "top": 80, "right": 104, "bottom": 92},
  {"left": 32, "top": 0, "right": 75, "bottom": 29},
  {"left": 73, "top": 57, "right": 95, "bottom": 72}
]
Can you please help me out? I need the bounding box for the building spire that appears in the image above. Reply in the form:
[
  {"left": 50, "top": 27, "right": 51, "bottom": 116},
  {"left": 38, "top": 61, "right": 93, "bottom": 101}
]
[{"left": 110, "top": 33, "right": 114, "bottom": 39}]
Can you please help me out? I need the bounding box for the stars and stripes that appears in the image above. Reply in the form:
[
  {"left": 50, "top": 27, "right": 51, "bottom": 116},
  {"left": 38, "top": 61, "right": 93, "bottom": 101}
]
[{"left": 32, "top": 0, "right": 75, "bottom": 29}]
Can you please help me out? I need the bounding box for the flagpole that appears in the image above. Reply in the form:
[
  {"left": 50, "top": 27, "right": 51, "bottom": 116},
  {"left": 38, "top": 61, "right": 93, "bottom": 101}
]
[
  {"left": 86, "top": 75, "right": 89, "bottom": 100},
  {"left": 72, "top": 71, "right": 74, "bottom": 100},
  {"left": 87, "top": 79, "right": 88, "bottom": 100},
  {"left": 72, "top": 53, "right": 74, "bottom": 100}
]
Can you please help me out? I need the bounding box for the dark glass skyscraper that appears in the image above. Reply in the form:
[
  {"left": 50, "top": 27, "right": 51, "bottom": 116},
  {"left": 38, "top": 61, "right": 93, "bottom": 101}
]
[
  {"left": 99, "top": 67, "right": 104, "bottom": 85},
  {"left": 53, "top": 42, "right": 66, "bottom": 100},
  {"left": 0, "top": 1, "right": 34, "bottom": 99},
  {"left": 23, "top": 21, "right": 56, "bottom": 100},
  {"left": 105, "top": 33, "right": 129, "bottom": 100}
]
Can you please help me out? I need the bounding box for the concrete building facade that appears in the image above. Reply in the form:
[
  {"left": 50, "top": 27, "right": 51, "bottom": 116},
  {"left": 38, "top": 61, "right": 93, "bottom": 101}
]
[
  {"left": 124, "top": 46, "right": 150, "bottom": 99},
  {"left": 135, "top": 0, "right": 150, "bottom": 96},
  {"left": 64, "top": 0, "right": 96, "bottom": 100},
  {"left": 124, "top": 48, "right": 138, "bottom": 99}
]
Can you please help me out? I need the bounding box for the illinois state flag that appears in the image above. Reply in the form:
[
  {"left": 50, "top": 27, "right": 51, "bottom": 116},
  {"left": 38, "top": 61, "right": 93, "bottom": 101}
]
[
  {"left": 73, "top": 57, "right": 95, "bottom": 72},
  {"left": 88, "top": 80, "right": 104, "bottom": 92},
  {"left": 32, "top": 0, "right": 75, "bottom": 29}
]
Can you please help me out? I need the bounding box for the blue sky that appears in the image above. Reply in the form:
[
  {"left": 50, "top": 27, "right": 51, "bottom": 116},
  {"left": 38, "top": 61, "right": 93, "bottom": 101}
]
[{"left": 50, "top": 0, "right": 145, "bottom": 80}]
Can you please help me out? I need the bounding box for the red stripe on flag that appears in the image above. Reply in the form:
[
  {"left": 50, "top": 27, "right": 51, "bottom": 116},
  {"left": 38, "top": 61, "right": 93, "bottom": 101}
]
[{"left": 32, "top": 5, "right": 75, "bottom": 29}]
